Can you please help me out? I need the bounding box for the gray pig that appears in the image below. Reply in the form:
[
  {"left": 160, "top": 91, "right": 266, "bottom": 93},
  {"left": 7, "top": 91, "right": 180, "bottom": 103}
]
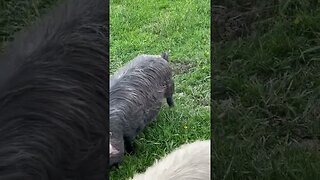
[{"left": 109, "top": 53, "right": 174, "bottom": 167}]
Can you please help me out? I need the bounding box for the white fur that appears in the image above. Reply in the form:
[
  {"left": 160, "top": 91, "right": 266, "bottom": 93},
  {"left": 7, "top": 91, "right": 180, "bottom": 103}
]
[
  {"left": 110, "top": 144, "right": 119, "bottom": 155},
  {"left": 130, "top": 140, "right": 211, "bottom": 180}
]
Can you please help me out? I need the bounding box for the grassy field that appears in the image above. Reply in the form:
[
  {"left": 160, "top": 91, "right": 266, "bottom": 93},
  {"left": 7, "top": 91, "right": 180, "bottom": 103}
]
[
  {"left": 213, "top": 0, "right": 320, "bottom": 179},
  {"left": 110, "top": 0, "right": 210, "bottom": 179}
]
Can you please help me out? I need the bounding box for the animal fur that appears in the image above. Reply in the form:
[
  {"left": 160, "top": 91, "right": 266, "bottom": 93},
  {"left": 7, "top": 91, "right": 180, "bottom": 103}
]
[
  {"left": 130, "top": 140, "right": 211, "bottom": 180},
  {"left": 109, "top": 53, "right": 174, "bottom": 167},
  {"left": 0, "top": 0, "right": 108, "bottom": 179}
]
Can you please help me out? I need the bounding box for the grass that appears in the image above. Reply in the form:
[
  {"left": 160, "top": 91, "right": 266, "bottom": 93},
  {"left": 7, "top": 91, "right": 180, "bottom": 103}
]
[
  {"left": 110, "top": 0, "right": 210, "bottom": 179},
  {"left": 213, "top": 0, "right": 320, "bottom": 179}
]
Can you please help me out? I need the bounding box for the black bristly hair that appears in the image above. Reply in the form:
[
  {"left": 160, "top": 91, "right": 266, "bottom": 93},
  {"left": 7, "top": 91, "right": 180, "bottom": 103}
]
[{"left": 0, "top": 0, "right": 108, "bottom": 179}]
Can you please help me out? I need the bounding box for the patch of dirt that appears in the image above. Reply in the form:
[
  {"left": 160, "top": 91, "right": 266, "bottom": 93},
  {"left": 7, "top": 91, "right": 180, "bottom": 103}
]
[
  {"left": 212, "top": 1, "right": 278, "bottom": 43},
  {"left": 293, "top": 137, "right": 320, "bottom": 152},
  {"left": 199, "top": 99, "right": 210, "bottom": 106},
  {"left": 171, "top": 61, "right": 195, "bottom": 75}
]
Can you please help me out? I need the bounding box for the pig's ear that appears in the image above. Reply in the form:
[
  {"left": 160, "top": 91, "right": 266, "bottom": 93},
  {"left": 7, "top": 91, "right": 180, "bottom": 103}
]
[
  {"left": 110, "top": 144, "right": 119, "bottom": 155},
  {"left": 161, "top": 52, "right": 169, "bottom": 62}
]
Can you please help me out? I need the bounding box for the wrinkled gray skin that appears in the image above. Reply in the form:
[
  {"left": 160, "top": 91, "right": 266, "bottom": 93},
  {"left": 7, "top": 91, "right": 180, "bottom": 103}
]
[{"left": 109, "top": 53, "right": 174, "bottom": 167}]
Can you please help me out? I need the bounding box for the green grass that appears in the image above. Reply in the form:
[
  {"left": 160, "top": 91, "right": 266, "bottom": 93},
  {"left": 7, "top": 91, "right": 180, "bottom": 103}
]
[
  {"left": 110, "top": 0, "right": 210, "bottom": 179},
  {"left": 213, "top": 0, "right": 320, "bottom": 179}
]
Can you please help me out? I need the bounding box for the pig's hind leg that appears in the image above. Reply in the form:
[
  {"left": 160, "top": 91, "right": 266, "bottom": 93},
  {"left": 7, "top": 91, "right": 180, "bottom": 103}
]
[
  {"left": 124, "top": 136, "right": 137, "bottom": 155},
  {"left": 165, "top": 80, "right": 175, "bottom": 107}
]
